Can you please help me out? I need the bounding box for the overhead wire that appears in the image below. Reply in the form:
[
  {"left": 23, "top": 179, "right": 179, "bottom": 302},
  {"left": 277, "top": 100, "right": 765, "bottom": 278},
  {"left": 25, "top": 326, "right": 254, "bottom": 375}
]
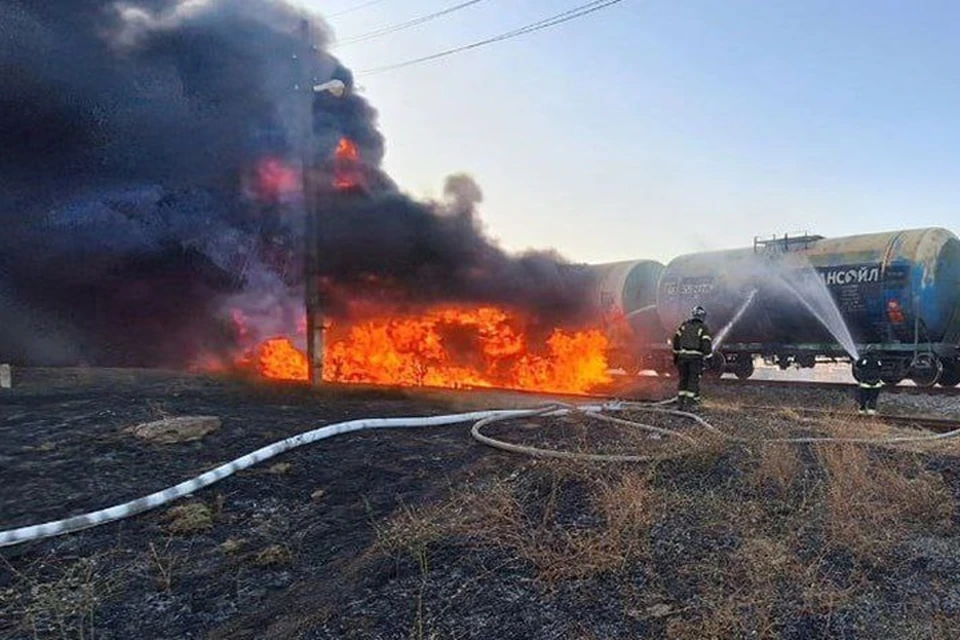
[
  {"left": 326, "top": 0, "right": 391, "bottom": 19},
  {"left": 334, "top": 0, "right": 488, "bottom": 48},
  {"left": 357, "top": 0, "right": 624, "bottom": 75}
]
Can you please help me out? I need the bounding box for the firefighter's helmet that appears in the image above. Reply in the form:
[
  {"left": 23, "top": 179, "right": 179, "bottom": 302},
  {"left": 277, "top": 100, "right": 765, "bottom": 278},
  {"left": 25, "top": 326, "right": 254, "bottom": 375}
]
[{"left": 691, "top": 305, "right": 707, "bottom": 320}]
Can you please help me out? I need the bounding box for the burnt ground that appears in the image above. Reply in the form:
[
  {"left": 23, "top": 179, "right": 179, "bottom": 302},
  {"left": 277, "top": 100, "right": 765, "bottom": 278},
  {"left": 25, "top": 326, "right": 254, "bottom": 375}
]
[{"left": 2, "top": 368, "right": 960, "bottom": 639}]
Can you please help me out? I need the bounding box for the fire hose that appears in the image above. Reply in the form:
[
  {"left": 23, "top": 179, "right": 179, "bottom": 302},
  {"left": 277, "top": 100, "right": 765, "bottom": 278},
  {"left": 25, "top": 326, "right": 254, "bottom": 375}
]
[
  {"left": 3, "top": 398, "right": 960, "bottom": 548},
  {"left": 0, "top": 402, "right": 631, "bottom": 548}
]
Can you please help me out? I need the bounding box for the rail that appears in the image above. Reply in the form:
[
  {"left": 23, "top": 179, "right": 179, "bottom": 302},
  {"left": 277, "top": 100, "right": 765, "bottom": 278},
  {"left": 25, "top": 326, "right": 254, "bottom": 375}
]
[
  {"left": 737, "top": 404, "right": 960, "bottom": 434},
  {"left": 712, "top": 376, "right": 960, "bottom": 396}
]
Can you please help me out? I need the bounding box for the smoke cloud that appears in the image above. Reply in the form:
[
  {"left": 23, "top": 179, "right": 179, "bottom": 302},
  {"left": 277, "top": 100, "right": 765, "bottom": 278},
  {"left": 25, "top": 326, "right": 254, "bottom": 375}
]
[
  {"left": 315, "top": 173, "right": 590, "bottom": 321},
  {"left": 0, "top": 0, "right": 591, "bottom": 367}
]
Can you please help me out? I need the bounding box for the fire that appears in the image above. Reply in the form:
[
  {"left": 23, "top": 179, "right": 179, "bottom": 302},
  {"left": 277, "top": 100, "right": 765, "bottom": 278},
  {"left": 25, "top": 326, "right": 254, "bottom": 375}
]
[
  {"left": 255, "top": 337, "right": 309, "bottom": 381},
  {"left": 332, "top": 137, "right": 362, "bottom": 190},
  {"left": 252, "top": 156, "right": 299, "bottom": 201},
  {"left": 334, "top": 137, "right": 359, "bottom": 162},
  {"left": 248, "top": 306, "right": 611, "bottom": 394}
]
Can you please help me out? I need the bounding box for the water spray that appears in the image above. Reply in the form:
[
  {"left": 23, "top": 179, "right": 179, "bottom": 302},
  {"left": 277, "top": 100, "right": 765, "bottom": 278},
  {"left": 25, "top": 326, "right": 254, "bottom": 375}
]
[
  {"left": 774, "top": 270, "right": 859, "bottom": 359},
  {"left": 713, "top": 288, "right": 758, "bottom": 352}
]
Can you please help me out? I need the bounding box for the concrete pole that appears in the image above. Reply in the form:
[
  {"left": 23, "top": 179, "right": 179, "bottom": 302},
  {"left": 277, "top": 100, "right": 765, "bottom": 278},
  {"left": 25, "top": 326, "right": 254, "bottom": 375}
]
[{"left": 298, "top": 20, "right": 325, "bottom": 386}]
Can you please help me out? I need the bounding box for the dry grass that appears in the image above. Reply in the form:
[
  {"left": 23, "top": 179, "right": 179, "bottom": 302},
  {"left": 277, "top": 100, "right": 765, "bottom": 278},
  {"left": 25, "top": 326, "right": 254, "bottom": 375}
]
[
  {"left": 776, "top": 406, "right": 804, "bottom": 421},
  {"left": 219, "top": 538, "right": 246, "bottom": 554},
  {"left": 509, "top": 467, "right": 657, "bottom": 582},
  {"left": 373, "top": 463, "right": 659, "bottom": 584},
  {"left": 163, "top": 502, "right": 214, "bottom": 534},
  {"left": 124, "top": 416, "right": 221, "bottom": 444},
  {"left": 373, "top": 502, "right": 456, "bottom": 560},
  {"left": 1, "top": 553, "right": 123, "bottom": 639},
  {"left": 661, "top": 483, "right": 865, "bottom": 640},
  {"left": 701, "top": 397, "right": 743, "bottom": 413},
  {"left": 267, "top": 462, "right": 293, "bottom": 475},
  {"left": 816, "top": 443, "right": 953, "bottom": 558},
  {"left": 665, "top": 539, "right": 864, "bottom": 640},
  {"left": 813, "top": 414, "right": 960, "bottom": 455},
  {"left": 254, "top": 544, "right": 292, "bottom": 567},
  {"left": 669, "top": 431, "right": 729, "bottom": 474},
  {"left": 148, "top": 537, "right": 177, "bottom": 591},
  {"left": 519, "top": 410, "right": 719, "bottom": 463},
  {"left": 817, "top": 414, "right": 916, "bottom": 439},
  {"left": 898, "top": 437, "right": 960, "bottom": 457},
  {"left": 363, "top": 406, "right": 960, "bottom": 636},
  {"left": 753, "top": 442, "right": 802, "bottom": 498}
]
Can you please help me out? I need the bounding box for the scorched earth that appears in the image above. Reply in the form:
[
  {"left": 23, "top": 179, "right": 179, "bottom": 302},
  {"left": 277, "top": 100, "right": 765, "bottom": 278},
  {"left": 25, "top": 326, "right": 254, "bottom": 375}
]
[{"left": 4, "top": 369, "right": 960, "bottom": 639}]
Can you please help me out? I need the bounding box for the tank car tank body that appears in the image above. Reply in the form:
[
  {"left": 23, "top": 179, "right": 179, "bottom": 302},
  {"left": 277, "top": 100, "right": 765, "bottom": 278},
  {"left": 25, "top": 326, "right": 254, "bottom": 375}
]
[
  {"left": 652, "top": 227, "right": 960, "bottom": 386},
  {"left": 581, "top": 260, "right": 666, "bottom": 371}
]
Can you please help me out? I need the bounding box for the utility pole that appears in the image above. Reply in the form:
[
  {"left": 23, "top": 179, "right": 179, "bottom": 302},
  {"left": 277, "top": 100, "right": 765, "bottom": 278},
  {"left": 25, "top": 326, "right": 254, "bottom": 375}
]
[{"left": 298, "top": 19, "right": 325, "bottom": 386}]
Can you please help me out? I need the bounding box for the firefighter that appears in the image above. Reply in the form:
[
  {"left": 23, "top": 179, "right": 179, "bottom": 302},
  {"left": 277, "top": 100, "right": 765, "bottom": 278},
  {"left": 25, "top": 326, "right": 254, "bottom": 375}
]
[
  {"left": 854, "top": 347, "right": 883, "bottom": 415},
  {"left": 672, "top": 305, "right": 713, "bottom": 410}
]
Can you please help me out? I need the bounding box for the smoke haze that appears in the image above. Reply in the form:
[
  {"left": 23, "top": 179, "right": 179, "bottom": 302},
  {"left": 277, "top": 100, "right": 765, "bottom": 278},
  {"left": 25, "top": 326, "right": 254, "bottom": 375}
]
[{"left": 0, "top": 0, "right": 591, "bottom": 367}]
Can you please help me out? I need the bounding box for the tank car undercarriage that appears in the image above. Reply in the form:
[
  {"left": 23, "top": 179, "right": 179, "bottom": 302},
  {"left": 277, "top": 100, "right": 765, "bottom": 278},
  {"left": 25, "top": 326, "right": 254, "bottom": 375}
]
[{"left": 615, "top": 342, "right": 960, "bottom": 388}]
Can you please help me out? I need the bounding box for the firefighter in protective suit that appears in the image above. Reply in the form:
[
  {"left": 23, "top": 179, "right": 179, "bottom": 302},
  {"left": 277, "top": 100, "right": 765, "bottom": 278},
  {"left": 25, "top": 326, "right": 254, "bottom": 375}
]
[
  {"left": 672, "top": 306, "right": 713, "bottom": 410},
  {"left": 853, "top": 347, "right": 883, "bottom": 415}
]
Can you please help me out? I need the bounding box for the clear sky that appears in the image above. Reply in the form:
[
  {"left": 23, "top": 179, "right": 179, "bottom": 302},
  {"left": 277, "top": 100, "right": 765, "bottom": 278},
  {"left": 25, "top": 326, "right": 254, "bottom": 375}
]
[{"left": 298, "top": 0, "right": 960, "bottom": 265}]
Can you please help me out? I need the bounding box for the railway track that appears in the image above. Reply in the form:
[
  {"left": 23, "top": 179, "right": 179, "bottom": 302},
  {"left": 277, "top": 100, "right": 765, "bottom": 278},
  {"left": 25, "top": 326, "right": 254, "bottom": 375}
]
[
  {"left": 595, "top": 374, "right": 960, "bottom": 398},
  {"left": 713, "top": 376, "right": 960, "bottom": 396},
  {"left": 736, "top": 404, "right": 960, "bottom": 434},
  {"left": 705, "top": 367, "right": 960, "bottom": 397}
]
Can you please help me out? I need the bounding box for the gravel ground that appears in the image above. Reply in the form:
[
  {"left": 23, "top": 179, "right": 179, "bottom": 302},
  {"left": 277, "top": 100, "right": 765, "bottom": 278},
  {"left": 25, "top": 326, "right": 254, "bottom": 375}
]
[{"left": 2, "top": 368, "right": 960, "bottom": 639}]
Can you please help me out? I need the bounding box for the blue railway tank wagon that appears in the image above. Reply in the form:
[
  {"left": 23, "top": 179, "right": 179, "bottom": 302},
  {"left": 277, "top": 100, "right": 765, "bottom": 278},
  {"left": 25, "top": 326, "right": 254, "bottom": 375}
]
[{"left": 652, "top": 227, "right": 960, "bottom": 387}]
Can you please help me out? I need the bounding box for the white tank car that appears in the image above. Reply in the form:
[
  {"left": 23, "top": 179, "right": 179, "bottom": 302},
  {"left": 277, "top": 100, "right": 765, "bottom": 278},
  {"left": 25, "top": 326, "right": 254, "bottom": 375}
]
[
  {"left": 586, "top": 260, "right": 664, "bottom": 318},
  {"left": 583, "top": 260, "right": 667, "bottom": 371}
]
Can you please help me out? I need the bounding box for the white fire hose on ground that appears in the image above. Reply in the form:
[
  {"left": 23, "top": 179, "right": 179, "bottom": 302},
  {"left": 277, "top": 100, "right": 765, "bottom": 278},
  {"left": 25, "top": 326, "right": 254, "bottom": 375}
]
[
  {"left": 0, "top": 402, "right": 630, "bottom": 548},
  {"left": 3, "top": 397, "right": 960, "bottom": 548}
]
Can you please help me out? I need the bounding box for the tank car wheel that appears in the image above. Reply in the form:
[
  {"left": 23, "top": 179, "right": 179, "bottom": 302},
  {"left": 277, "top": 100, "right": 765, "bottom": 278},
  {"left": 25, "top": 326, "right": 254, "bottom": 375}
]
[
  {"left": 938, "top": 360, "right": 960, "bottom": 387},
  {"left": 878, "top": 359, "right": 907, "bottom": 386},
  {"left": 732, "top": 355, "right": 754, "bottom": 380},
  {"left": 703, "top": 352, "right": 725, "bottom": 379},
  {"left": 909, "top": 354, "right": 942, "bottom": 388},
  {"left": 851, "top": 362, "right": 862, "bottom": 384},
  {"left": 796, "top": 354, "right": 816, "bottom": 369},
  {"left": 880, "top": 373, "right": 905, "bottom": 386}
]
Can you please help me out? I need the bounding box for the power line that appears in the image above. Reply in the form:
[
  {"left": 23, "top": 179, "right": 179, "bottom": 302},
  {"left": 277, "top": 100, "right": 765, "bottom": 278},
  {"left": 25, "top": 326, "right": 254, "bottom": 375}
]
[
  {"left": 357, "top": 0, "right": 624, "bottom": 75},
  {"left": 334, "top": 0, "right": 487, "bottom": 48},
  {"left": 326, "top": 0, "right": 391, "bottom": 19}
]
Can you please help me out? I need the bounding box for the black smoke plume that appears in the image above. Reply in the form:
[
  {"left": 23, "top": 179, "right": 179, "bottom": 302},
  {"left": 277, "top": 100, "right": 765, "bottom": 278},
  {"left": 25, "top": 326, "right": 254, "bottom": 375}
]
[
  {"left": 315, "top": 174, "right": 591, "bottom": 321},
  {"left": 0, "top": 0, "right": 592, "bottom": 368}
]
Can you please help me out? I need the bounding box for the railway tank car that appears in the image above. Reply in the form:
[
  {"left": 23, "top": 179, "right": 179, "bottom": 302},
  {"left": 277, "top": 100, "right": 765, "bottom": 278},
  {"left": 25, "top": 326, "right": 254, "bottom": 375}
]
[
  {"left": 580, "top": 260, "right": 666, "bottom": 371},
  {"left": 653, "top": 227, "right": 960, "bottom": 387}
]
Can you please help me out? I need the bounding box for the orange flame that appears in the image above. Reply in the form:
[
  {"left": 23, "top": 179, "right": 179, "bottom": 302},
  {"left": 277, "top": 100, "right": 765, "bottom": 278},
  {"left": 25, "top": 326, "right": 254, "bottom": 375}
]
[
  {"left": 255, "top": 337, "right": 309, "bottom": 381},
  {"left": 253, "top": 157, "right": 299, "bottom": 201},
  {"left": 248, "top": 305, "right": 611, "bottom": 394},
  {"left": 332, "top": 137, "right": 362, "bottom": 190}
]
